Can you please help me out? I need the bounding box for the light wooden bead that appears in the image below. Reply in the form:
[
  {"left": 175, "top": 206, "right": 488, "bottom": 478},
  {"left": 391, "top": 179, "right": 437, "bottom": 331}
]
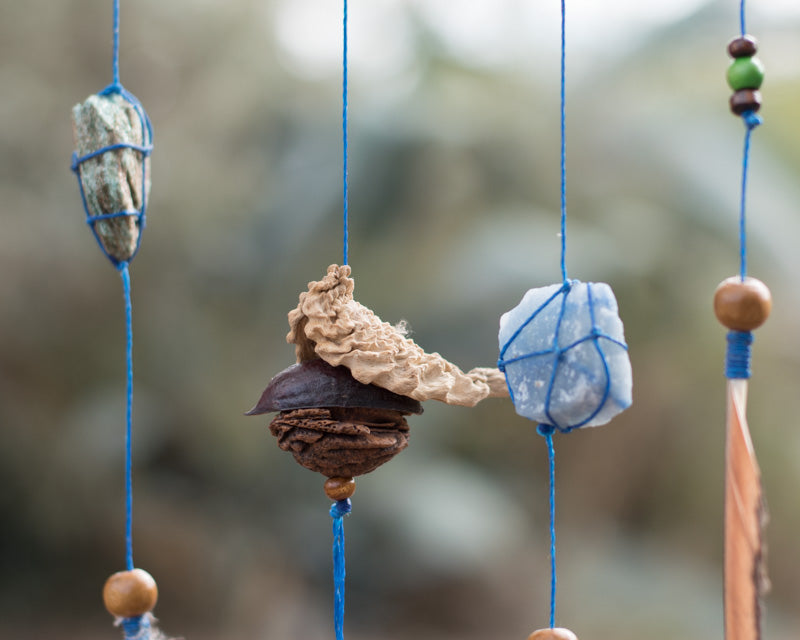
[
  {"left": 324, "top": 476, "right": 356, "bottom": 501},
  {"left": 103, "top": 569, "right": 158, "bottom": 618},
  {"left": 528, "top": 628, "right": 578, "bottom": 640},
  {"left": 714, "top": 276, "right": 772, "bottom": 331}
]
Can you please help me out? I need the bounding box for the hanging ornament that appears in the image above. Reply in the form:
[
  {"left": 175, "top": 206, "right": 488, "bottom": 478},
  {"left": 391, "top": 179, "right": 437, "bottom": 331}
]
[
  {"left": 496, "top": 2, "right": 632, "bottom": 637},
  {"left": 247, "top": 4, "right": 506, "bottom": 639},
  {"left": 717, "top": 3, "right": 770, "bottom": 639},
  {"left": 70, "top": 2, "right": 167, "bottom": 639}
]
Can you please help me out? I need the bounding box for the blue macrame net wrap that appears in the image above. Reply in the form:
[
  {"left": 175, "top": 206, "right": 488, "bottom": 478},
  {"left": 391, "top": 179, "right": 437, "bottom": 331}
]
[
  {"left": 498, "top": 280, "right": 632, "bottom": 433},
  {"left": 71, "top": 83, "right": 153, "bottom": 268}
]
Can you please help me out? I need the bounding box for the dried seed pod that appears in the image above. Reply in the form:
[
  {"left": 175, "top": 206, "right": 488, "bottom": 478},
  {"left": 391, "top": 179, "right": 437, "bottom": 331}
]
[
  {"left": 72, "top": 92, "right": 152, "bottom": 263},
  {"left": 248, "top": 359, "right": 422, "bottom": 478},
  {"left": 247, "top": 358, "right": 423, "bottom": 416}
]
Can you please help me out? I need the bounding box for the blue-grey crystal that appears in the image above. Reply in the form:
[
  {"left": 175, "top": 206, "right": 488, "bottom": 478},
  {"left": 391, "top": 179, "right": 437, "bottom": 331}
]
[{"left": 498, "top": 281, "right": 632, "bottom": 429}]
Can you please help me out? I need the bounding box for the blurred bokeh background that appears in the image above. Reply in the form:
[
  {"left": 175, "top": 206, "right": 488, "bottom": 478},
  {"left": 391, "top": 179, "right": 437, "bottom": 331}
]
[{"left": 1, "top": 0, "right": 799, "bottom": 638}]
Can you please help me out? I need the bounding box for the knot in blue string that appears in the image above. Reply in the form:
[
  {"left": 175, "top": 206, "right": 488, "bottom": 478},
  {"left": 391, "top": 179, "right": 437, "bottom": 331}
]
[
  {"left": 537, "top": 424, "right": 557, "bottom": 437},
  {"left": 121, "top": 615, "right": 150, "bottom": 640},
  {"left": 742, "top": 110, "right": 763, "bottom": 130},
  {"left": 71, "top": 86, "right": 153, "bottom": 268},
  {"left": 726, "top": 330, "right": 753, "bottom": 379},
  {"left": 330, "top": 499, "right": 352, "bottom": 518}
]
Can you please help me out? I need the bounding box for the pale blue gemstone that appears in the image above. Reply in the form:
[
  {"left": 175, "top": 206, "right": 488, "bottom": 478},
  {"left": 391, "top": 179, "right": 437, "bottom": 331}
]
[{"left": 498, "top": 281, "right": 632, "bottom": 429}]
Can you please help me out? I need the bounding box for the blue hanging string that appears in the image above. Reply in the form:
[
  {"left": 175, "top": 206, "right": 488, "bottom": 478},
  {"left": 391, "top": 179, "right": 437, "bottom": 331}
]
[
  {"left": 330, "top": 499, "right": 352, "bottom": 640},
  {"left": 120, "top": 263, "right": 135, "bottom": 571},
  {"left": 111, "top": 0, "right": 121, "bottom": 92},
  {"left": 739, "top": 0, "right": 747, "bottom": 36},
  {"left": 342, "top": 0, "right": 350, "bottom": 266},
  {"left": 534, "top": 426, "right": 558, "bottom": 628},
  {"left": 738, "top": 116, "right": 761, "bottom": 280},
  {"left": 559, "top": 0, "right": 568, "bottom": 285}
]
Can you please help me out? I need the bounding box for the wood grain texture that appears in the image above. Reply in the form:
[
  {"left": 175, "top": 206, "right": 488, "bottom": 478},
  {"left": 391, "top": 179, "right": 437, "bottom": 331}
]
[{"left": 724, "top": 379, "right": 769, "bottom": 640}]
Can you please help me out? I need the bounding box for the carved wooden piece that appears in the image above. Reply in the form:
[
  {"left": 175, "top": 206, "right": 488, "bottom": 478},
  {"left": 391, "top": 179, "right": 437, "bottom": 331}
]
[
  {"left": 724, "top": 379, "right": 768, "bottom": 640},
  {"left": 72, "top": 93, "right": 151, "bottom": 262}
]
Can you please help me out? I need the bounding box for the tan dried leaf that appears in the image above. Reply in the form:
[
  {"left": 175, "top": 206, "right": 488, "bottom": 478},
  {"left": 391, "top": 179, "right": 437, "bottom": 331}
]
[{"left": 287, "top": 265, "right": 508, "bottom": 407}]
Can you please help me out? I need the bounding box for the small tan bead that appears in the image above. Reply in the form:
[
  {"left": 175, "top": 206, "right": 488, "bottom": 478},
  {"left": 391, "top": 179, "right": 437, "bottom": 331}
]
[
  {"left": 528, "top": 628, "right": 579, "bottom": 640},
  {"left": 103, "top": 569, "right": 158, "bottom": 618},
  {"left": 714, "top": 276, "right": 772, "bottom": 331},
  {"left": 324, "top": 476, "right": 356, "bottom": 501}
]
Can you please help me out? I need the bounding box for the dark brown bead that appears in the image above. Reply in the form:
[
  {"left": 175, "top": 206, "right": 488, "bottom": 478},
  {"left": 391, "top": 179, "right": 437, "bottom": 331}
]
[
  {"left": 714, "top": 276, "right": 772, "bottom": 331},
  {"left": 730, "top": 89, "right": 762, "bottom": 115},
  {"left": 103, "top": 569, "right": 158, "bottom": 618},
  {"left": 728, "top": 35, "right": 758, "bottom": 58},
  {"left": 325, "top": 477, "right": 356, "bottom": 501},
  {"left": 528, "top": 628, "right": 578, "bottom": 640}
]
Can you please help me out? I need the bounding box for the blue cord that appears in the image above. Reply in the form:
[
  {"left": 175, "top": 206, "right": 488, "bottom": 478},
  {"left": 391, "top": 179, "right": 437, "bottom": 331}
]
[
  {"left": 121, "top": 615, "right": 149, "bottom": 639},
  {"left": 739, "top": 0, "right": 747, "bottom": 36},
  {"left": 726, "top": 331, "right": 753, "bottom": 379},
  {"left": 559, "top": 0, "right": 568, "bottom": 285},
  {"left": 330, "top": 499, "right": 352, "bottom": 640},
  {"left": 533, "top": 428, "right": 558, "bottom": 629},
  {"left": 112, "top": 0, "right": 121, "bottom": 91},
  {"left": 120, "top": 263, "right": 135, "bottom": 572},
  {"left": 738, "top": 116, "right": 761, "bottom": 280},
  {"left": 342, "top": 0, "right": 350, "bottom": 267}
]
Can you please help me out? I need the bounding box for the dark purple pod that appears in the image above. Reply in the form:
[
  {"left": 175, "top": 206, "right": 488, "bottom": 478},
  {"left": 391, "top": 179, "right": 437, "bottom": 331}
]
[{"left": 246, "top": 358, "right": 423, "bottom": 416}]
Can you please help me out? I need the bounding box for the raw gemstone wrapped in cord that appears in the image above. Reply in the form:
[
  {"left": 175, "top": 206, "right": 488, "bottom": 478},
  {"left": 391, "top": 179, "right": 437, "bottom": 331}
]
[
  {"left": 71, "top": 91, "right": 152, "bottom": 264},
  {"left": 248, "top": 359, "right": 422, "bottom": 478},
  {"left": 498, "top": 281, "right": 632, "bottom": 431}
]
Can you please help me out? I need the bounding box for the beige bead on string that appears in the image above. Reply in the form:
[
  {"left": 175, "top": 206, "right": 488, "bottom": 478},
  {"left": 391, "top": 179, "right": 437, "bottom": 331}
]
[
  {"left": 528, "top": 628, "right": 579, "bottom": 640},
  {"left": 103, "top": 568, "right": 159, "bottom": 619}
]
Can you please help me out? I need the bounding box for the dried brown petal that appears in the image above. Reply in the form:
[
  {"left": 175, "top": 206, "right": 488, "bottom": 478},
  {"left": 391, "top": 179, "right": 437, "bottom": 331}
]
[{"left": 246, "top": 358, "right": 423, "bottom": 416}]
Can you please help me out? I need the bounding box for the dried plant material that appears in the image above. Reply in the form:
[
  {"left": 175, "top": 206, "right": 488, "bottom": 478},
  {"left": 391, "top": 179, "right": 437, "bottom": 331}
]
[
  {"left": 247, "top": 359, "right": 423, "bottom": 417},
  {"left": 72, "top": 92, "right": 151, "bottom": 262},
  {"left": 269, "top": 407, "right": 410, "bottom": 477},
  {"left": 287, "top": 265, "right": 509, "bottom": 407},
  {"left": 725, "top": 379, "right": 769, "bottom": 640}
]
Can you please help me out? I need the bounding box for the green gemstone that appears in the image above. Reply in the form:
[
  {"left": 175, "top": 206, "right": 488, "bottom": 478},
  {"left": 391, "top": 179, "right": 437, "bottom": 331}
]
[{"left": 727, "top": 56, "right": 765, "bottom": 90}]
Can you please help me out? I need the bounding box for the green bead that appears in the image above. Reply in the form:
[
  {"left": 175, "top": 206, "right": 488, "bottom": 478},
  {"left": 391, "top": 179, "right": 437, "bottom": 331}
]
[{"left": 727, "top": 56, "right": 765, "bottom": 90}]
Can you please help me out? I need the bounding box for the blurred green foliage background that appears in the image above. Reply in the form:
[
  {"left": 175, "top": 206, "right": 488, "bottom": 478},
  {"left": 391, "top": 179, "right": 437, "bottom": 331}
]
[{"left": 1, "top": 0, "right": 799, "bottom": 638}]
